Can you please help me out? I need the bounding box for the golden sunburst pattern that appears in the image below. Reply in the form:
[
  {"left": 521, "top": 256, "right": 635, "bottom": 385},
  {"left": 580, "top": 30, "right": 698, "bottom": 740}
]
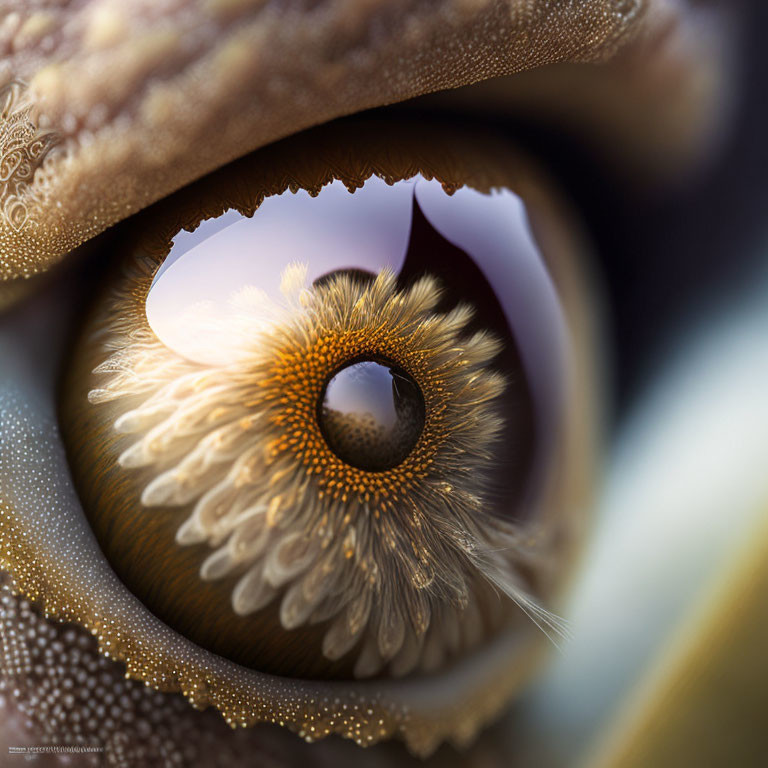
[{"left": 89, "top": 258, "right": 564, "bottom": 677}]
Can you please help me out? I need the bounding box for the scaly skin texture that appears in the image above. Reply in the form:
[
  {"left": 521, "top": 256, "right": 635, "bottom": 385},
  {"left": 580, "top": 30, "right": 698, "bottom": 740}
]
[{"left": 0, "top": 0, "right": 734, "bottom": 281}]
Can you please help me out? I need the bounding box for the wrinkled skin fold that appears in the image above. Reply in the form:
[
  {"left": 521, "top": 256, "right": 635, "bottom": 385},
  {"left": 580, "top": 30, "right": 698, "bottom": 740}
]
[{"left": 0, "top": 0, "right": 735, "bottom": 281}]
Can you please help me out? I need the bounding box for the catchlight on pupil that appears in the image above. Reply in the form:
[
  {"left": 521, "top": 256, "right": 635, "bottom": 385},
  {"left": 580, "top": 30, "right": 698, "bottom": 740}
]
[{"left": 320, "top": 358, "right": 426, "bottom": 472}]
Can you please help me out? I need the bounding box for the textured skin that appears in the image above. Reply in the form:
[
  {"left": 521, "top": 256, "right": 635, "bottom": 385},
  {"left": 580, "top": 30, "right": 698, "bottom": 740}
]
[
  {"left": 0, "top": 0, "right": 741, "bottom": 764},
  {"left": 0, "top": 0, "right": 656, "bottom": 280}
]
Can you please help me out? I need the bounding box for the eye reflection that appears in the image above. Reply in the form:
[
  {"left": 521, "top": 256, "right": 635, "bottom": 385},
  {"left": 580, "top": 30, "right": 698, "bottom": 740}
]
[
  {"left": 320, "top": 358, "right": 426, "bottom": 473},
  {"left": 2, "top": 119, "right": 600, "bottom": 755},
  {"left": 145, "top": 174, "right": 567, "bottom": 515}
]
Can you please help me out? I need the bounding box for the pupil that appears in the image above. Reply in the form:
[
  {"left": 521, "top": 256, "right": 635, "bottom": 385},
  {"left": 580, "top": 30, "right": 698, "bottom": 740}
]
[{"left": 319, "top": 359, "right": 425, "bottom": 471}]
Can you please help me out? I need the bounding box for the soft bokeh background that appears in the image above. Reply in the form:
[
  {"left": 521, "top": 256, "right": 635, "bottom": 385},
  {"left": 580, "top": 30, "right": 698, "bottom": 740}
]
[{"left": 503, "top": 3, "right": 768, "bottom": 763}]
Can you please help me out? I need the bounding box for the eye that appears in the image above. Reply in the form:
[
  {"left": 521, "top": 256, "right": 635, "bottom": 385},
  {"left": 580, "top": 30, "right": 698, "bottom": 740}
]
[
  {"left": 64, "top": 169, "right": 558, "bottom": 677},
  {"left": 1, "top": 118, "right": 599, "bottom": 753}
]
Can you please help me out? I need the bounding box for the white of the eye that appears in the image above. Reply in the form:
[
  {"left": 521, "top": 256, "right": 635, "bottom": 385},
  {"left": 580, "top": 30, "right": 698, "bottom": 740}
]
[
  {"left": 146, "top": 177, "right": 415, "bottom": 366},
  {"left": 415, "top": 180, "right": 568, "bottom": 507}
]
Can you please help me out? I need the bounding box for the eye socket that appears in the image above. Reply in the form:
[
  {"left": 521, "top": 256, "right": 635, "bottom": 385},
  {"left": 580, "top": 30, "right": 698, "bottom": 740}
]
[
  {"left": 62, "top": 155, "right": 562, "bottom": 676},
  {"left": 2, "top": 117, "right": 601, "bottom": 753}
]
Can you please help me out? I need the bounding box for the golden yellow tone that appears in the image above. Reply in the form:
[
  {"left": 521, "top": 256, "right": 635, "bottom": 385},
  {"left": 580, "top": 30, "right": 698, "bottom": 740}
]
[{"left": 85, "top": 257, "right": 551, "bottom": 681}]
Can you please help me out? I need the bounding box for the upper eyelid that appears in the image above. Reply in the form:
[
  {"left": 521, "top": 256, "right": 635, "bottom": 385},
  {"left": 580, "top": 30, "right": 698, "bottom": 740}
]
[{"left": 0, "top": 0, "right": 715, "bottom": 284}]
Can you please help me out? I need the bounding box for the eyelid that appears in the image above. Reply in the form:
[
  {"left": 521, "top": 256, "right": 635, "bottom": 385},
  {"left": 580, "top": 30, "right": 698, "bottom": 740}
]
[
  {"left": 0, "top": 0, "right": 726, "bottom": 283},
  {"left": 414, "top": 2, "right": 740, "bottom": 186}
]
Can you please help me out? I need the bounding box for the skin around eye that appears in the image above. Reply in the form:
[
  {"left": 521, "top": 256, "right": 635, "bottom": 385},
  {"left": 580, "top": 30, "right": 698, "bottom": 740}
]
[
  {"left": 0, "top": 3, "right": 752, "bottom": 766},
  {"left": 0, "top": 117, "right": 602, "bottom": 755},
  {"left": 0, "top": 1, "right": 734, "bottom": 285}
]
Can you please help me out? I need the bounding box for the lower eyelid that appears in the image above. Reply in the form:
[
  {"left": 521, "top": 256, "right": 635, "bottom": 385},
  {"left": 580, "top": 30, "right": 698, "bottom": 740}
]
[
  {"left": 0, "top": 272, "right": 561, "bottom": 756},
  {"left": 0, "top": 587, "right": 445, "bottom": 768},
  {"left": 0, "top": 569, "right": 527, "bottom": 767}
]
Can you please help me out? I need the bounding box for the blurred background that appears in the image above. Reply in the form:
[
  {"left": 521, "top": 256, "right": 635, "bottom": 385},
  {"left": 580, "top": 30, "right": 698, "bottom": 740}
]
[{"left": 498, "top": 1, "right": 768, "bottom": 764}]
